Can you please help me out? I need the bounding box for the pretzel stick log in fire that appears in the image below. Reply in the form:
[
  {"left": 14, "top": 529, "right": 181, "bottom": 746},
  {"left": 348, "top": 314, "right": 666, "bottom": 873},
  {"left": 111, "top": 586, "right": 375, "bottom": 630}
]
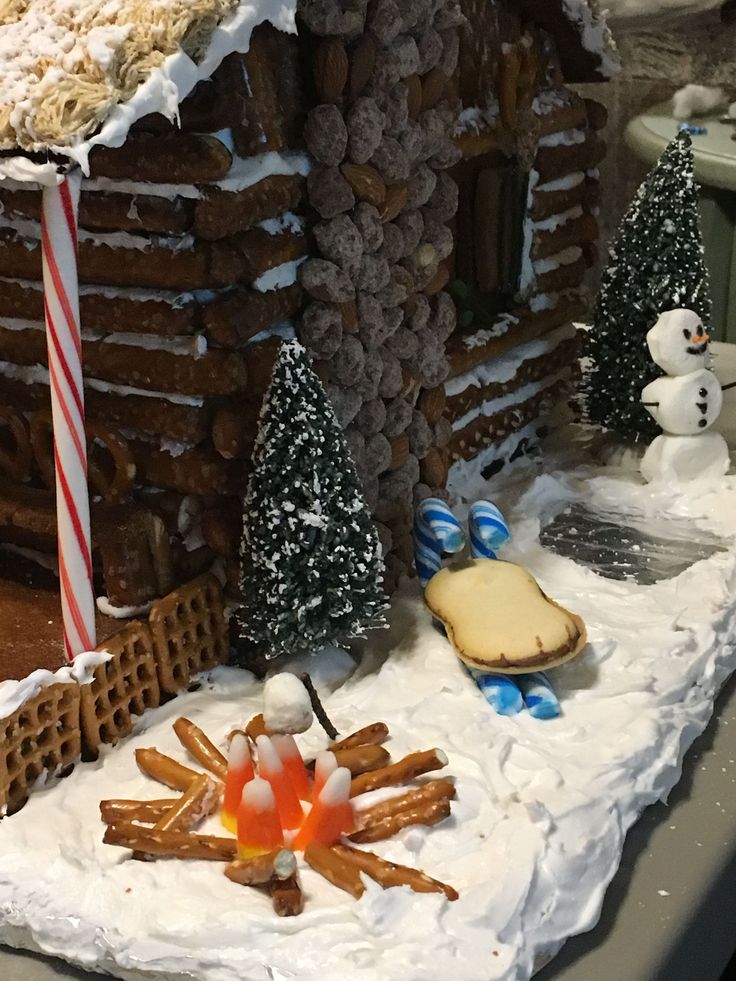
[
  {"left": 104, "top": 823, "right": 238, "bottom": 861},
  {"left": 135, "top": 748, "right": 202, "bottom": 791},
  {"left": 303, "top": 842, "right": 365, "bottom": 899},
  {"left": 349, "top": 797, "right": 452, "bottom": 843},
  {"left": 353, "top": 779, "right": 456, "bottom": 830},
  {"left": 225, "top": 848, "right": 297, "bottom": 886},
  {"left": 173, "top": 717, "right": 228, "bottom": 780},
  {"left": 350, "top": 749, "right": 448, "bottom": 797},
  {"left": 153, "top": 773, "right": 220, "bottom": 833},
  {"left": 332, "top": 744, "right": 391, "bottom": 775},
  {"left": 99, "top": 799, "right": 177, "bottom": 824},
  {"left": 333, "top": 844, "right": 458, "bottom": 900},
  {"left": 330, "top": 722, "right": 390, "bottom": 752},
  {"left": 270, "top": 874, "right": 304, "bottom": 916}
]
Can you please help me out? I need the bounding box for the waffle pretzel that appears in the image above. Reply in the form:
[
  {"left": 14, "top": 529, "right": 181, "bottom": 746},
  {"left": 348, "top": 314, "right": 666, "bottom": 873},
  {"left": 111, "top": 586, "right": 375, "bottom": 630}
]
[{"left": 0, "top": 405, "right": 33, "bottom": 483}]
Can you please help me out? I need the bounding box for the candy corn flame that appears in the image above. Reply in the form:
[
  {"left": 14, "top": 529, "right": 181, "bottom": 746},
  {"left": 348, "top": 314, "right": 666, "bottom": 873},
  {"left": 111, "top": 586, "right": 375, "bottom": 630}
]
[
  {"left": 230, "top": 735, "right": 353, "bottom": 858},
  {"left": 221, "top": 733, "right": 254, "bottom": 833}
]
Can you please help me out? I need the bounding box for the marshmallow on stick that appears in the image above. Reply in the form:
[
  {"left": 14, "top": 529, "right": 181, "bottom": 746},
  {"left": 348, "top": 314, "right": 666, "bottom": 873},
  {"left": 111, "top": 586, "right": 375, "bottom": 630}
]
[
  {"left": 263, "top": 674, "right": 313, "bottom": 733},
  {"left": 41, "top": 171, "right": 96, "bottom": 660}
]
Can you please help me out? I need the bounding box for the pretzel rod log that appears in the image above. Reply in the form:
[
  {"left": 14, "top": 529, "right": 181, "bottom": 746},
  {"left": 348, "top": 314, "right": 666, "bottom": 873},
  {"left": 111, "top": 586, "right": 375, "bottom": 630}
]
[
  {"left": 173, "top": 718, "right": 228, "bottom": 780},
  {"left": 348, "top": 798, "right": 452, "bottom": 844},
  {"left": 303, "top": 843, "right": 365, "bottom": 899},
  {"left": 350, "top": 749, "right": 448, "bottom": 798},
  {"left": 225, "top": 848, "right": 297, "bottom": 886},
  {"left": 330, "top": 723, "right": 389, "bottom": 752},
  {"left": 333, "top": 844, "right": 458, "bottom": 901},
  {"left": 332, "top": 745, "right": 391, "bottom": 776},
  {"left": 135, "top": 748, "right": 202, "bottom": 791},
  {"left": 99, "top": 799, "right": 177, "bottom": 825},
  {"left": 270, "top": 874, "right": 304, "bottom": 917},
  {"left": 353, "top": 779, "right": 456, "bottom": 828},
  {"left": 153, "top": 773, "right": 220, "bottom": 833},
  {"left": 104, "top": 823, "right": 238, "bottom": 861}
]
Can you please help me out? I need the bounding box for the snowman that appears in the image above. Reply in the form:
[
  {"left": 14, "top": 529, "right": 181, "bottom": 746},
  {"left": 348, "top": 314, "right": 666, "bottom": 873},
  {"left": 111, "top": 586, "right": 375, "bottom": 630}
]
[{"left": 640, "top": 308, "right": 730, "bottom": 483}]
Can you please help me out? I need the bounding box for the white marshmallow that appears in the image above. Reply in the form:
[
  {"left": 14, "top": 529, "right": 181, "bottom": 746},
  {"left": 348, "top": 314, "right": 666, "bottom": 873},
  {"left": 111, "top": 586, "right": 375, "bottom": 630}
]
[
  {"left": 263, "top": 673, "right": 313, "bottom": 734},
  {"left": 641, "top": 368, "right": 722, "bottom": 435},
  {"left": 641, "top": 431, "right": 730, "bottom": 483},
  {"left": 646, "top": 309, "right": 710, "bottom": 376}
]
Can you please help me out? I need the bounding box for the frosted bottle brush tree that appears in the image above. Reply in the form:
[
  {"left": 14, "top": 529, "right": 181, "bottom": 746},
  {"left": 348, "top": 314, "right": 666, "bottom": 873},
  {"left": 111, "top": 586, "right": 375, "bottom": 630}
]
[
  {"left": 235, "top": 339, "right": 387, "bottom": 661},
  {"left": 584, "top": 131, "right": 711, "bottom": 439}
]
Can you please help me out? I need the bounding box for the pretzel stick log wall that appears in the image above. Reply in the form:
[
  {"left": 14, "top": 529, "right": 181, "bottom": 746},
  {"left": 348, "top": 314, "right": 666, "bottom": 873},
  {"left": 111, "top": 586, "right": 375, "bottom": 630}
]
[
  {"left": 99, "top": 799, "right": 176, "bottom": 825},
  {"left": 303, "top": 843, "right": 365, "bottom": 899},
  {"left": 134, "top": 748, "right": 202, "bottom": 791},
  {"left": 330, "top": 723, "right": 389, "bottom": 752},
  {"left": 350, "top": 749, "right": 448, "bottom": 797},
  {"left": 349, "top": 797, "right": 452, "bottom": 843},
  {"left": 332, "top": 745, "right": 391, "bottom": 775},
  {"left": 270, "top": 874, "right": 304, "bottom": 917},
  {"left": 104, "top": 823, "right": 238, "bottom": 861},
  {"left": 173, "top": 718, "right": 228, "bottom": 780},
  {"left": 225, "top": 848, "right": 297, "bottom": 886},
  {"left": 153, "top": 773, "right": 220, "bottom": 833},
  {"left": 333, "top": 844, "right": 458, "bottom": 901},
  {"left": 353, "top": 779, "right": 456, "bottom": 829}
]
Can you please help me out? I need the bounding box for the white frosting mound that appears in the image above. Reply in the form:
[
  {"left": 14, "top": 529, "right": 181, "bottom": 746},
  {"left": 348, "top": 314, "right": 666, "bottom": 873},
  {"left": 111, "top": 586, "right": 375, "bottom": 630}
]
[{"left": 2, "top": 456, "right": 736, "bottom": 979}]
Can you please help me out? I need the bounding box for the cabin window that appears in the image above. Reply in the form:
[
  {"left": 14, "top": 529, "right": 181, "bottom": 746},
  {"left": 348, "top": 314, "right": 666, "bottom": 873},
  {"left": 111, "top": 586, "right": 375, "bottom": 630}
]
[{"left": 448, "top": 153, "right": 528, "bottom": 332}]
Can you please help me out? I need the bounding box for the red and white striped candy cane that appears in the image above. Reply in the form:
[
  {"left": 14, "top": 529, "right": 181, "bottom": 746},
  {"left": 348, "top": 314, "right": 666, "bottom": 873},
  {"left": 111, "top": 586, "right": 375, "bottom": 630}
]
[{"left": 41, "top": 171, "right": 96, "bottom": 661}]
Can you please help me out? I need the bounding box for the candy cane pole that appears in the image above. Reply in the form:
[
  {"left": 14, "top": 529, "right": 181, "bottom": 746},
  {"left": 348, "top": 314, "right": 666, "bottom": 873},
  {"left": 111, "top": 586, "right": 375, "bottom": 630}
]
[
  {"left": 41, "top": 171, "right": 96, "bottom": 661},
  {"left": 468, "top": 501, "right": 510, "bottom": 560},
  {"left": 413, "top": 498, "right": 466, "bottom": 588},
  {"left": 466, "top": 668, "right": 523, "bottom": 716}
]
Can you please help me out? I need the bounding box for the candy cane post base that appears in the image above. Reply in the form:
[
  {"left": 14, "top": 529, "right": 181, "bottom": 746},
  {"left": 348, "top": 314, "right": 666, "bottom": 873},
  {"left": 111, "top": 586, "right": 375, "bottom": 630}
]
[
  {"left": 413, "top": 498, "right": 466, "bottom": 588},
  {"left": 41, "top": 171, "right": 96, "bottom": 661}
]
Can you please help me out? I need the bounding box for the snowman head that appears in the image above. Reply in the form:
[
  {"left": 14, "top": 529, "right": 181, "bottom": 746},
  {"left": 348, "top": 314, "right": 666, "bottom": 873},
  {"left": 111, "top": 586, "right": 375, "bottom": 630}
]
[{"left": 646, "top": 309, "right": 710, "bottom": 376}]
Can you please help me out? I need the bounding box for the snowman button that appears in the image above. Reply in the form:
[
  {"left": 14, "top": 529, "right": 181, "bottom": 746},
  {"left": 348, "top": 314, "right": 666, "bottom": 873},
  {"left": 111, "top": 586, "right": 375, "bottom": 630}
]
[{"left": 698, "top": 419, "right": 708, "bottom": 428}]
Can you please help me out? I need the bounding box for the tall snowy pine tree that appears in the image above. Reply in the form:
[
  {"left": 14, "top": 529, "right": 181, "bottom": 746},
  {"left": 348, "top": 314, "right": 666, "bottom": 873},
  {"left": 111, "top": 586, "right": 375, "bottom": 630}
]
[
  {"left": 584, "top": 131, "right": 711, "bottom": 439},
  {"left": 236, "top": 339, "right": 387, "bottom": 661}
]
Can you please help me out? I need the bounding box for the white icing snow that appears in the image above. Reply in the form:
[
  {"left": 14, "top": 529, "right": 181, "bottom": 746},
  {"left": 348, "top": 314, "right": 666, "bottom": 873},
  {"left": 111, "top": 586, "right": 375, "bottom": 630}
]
[
  {"left": 519, "top": 170, "right": 540, "bottom": 296},
  {"left": 537, "top": 128, "right": 586, "bottom": 149},
  {"left": 451, "top": 368, "right": 572, "bottom": 433},
  {"left": 534, "top": 246, "right": 583, "bottom": 276},
  {"left": 254, "top": 256, "right": 306, "bottom": 293},
  {"left": 95, "top": 596, "right": 152, "bottom": 619},
  {"left": 535, "top": 172, "right": 585, "bottom": 194},
  {"left": 561, "top": 0, "right": 620, "bottom": 78},
  {"left": 0, "top": 358, "right": 204, "bottom": 406},
  {"left": 672, "top": 84, "right": 725, "bottom": 121},
  {"left": 3, "top": 447, "right": 736, "bottom": 979},
  {"left": 0, "top": 651, "right": 111, "bottom": 719},
  {"left": 534, "top": 205, "right": 584, "bottom": 233},
  {"left": 445, "top": 323, "right": 576, "bottom": 398}
]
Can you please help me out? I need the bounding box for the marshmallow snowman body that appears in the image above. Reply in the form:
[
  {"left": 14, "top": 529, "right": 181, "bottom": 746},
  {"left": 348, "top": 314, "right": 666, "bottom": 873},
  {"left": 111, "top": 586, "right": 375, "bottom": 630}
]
[
  {"left": 641, "top": 432, "right": 730, "bottom": 483},
  {"left": 641, "top": 368, "right": 722, "bottom": 435}
]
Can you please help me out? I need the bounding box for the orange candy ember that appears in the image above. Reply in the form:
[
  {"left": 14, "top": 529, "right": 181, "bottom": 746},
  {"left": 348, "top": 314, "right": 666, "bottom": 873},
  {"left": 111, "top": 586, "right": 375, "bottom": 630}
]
[
  {"left": 237, "top": 777, "right": 284, "bottom": 859},
  {"left": 221, "top": 733, "right": 254, "bottom": 833},
  {"left": 292, "top": 766, "right": 354, "bottom": 851},
  {"left": 256, "top": 735, "right": 305, "bottom": 830}
]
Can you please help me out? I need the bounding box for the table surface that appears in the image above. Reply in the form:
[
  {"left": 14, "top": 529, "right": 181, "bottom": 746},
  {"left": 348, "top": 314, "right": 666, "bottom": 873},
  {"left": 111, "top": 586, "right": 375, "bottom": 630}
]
[{"left": 625, "top": 103, "right": 736, "bottom": 192}]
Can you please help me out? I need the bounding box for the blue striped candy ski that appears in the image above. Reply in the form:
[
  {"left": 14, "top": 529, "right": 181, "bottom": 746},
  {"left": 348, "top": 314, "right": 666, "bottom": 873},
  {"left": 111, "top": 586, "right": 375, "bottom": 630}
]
[
  {"left": 467, "top": 667, "right": 523, "bottom": 716},
  {"left": 516, "top": 672, "right": 561, "bottom": 719},
  {"left": 413, "top": 498, "right": 466, "bottom": 587},
  {"left": 468, "top": 500, "right": 510, "bottom": 560}
]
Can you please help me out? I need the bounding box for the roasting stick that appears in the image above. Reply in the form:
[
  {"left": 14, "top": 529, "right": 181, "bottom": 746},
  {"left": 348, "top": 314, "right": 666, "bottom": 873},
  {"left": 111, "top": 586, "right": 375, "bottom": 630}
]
[
  {"left": 104, "top": 823, "right": 238, "bottom": 861},
  {"left": 173, "top": 718, "right": 228, "bottom": 780},
  {"left": 331, "top": 722, "right": 390, "bottom": 751},
  {"left": 350, "top": 749, "right": 448, "bottom": 797}
]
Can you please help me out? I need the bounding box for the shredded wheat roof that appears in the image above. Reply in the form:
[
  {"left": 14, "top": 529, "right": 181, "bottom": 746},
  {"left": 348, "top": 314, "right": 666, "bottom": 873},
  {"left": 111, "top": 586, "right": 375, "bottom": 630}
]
[{"left": 0, "top": 0, "right": 245, "bottom": 151}]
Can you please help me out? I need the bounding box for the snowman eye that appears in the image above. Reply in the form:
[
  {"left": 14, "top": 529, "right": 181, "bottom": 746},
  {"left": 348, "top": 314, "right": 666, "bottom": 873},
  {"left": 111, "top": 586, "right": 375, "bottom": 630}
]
[
  {"left": 699, "top": 388, "right": 708, "bottom": 397},
  {"left": 683, "top": 328, "right": 692, "bottom": 340}
]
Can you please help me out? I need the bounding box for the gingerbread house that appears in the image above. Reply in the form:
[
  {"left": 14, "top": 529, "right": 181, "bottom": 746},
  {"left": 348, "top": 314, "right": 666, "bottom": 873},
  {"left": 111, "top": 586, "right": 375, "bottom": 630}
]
[{"left": 0, "top": 0, "right": 616, "bottom": 683}]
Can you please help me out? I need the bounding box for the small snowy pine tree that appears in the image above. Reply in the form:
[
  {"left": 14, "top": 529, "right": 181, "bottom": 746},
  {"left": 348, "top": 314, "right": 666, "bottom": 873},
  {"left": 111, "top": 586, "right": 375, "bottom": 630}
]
[
  {"left": 235, "top": 339, "right": 387, "bottom": 661},
  {"left": 584, "top": 131, "right": 711, "bottom": 439}
]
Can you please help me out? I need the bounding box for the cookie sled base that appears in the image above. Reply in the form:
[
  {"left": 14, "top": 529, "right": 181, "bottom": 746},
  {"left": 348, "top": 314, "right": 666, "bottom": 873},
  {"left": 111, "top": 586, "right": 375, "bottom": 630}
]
[{"left": 2, "top": 432, "right": 736, "bottom": 981}]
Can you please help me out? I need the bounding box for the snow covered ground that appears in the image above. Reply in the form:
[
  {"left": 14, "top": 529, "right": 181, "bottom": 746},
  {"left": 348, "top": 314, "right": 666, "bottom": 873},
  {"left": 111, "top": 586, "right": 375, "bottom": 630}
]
[{"left": 2, "top": 443, "right": 736, "bottom": 981}]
